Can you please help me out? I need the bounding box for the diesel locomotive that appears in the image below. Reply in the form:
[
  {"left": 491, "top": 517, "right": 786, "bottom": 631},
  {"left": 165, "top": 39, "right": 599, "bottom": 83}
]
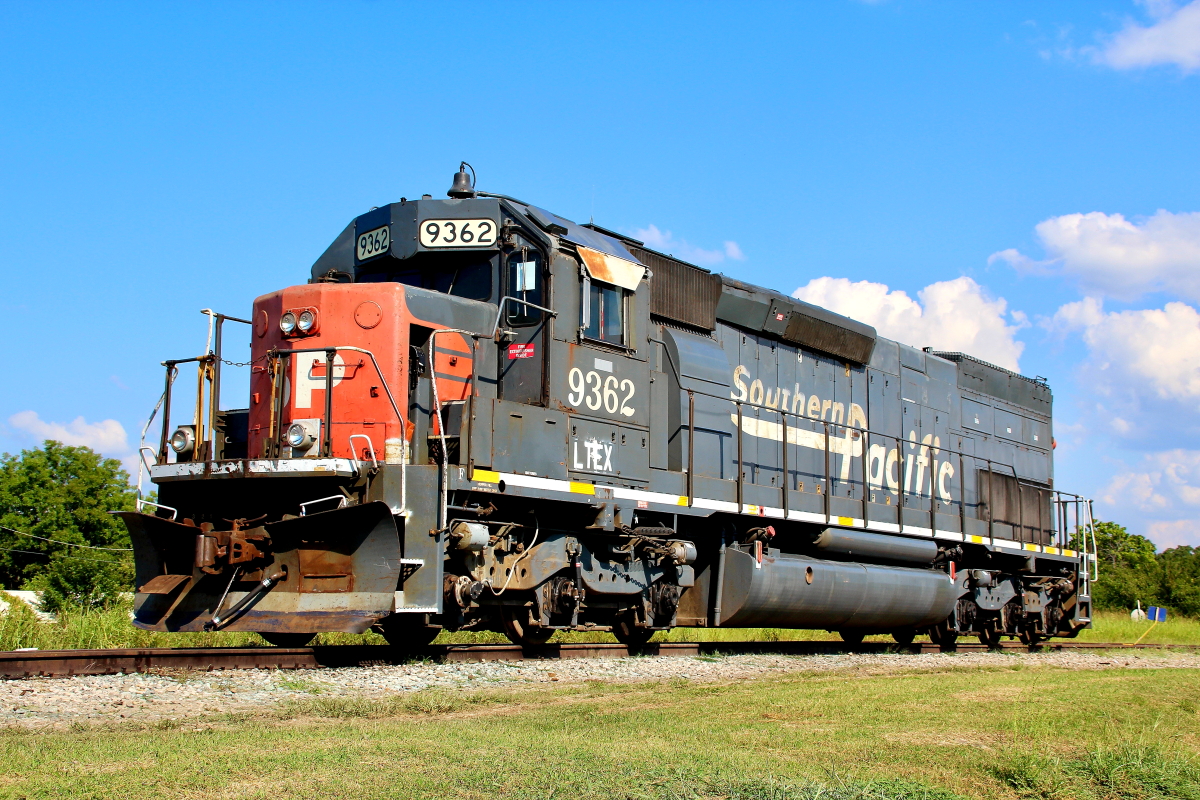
[{"left": 120, "top": 164, "right": 1097, "bottom": 649}]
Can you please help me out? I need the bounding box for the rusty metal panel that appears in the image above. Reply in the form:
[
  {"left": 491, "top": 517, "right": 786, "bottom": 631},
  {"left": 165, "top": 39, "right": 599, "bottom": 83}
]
[
  {"left": 116, "top": 501, "right": 404, "bottom": 634},
  {"left": 578, "top": 246, "right": 644, "bottom": 291},
  {"left": 138, "top": 574, "right": 190, "bottom": 595}
]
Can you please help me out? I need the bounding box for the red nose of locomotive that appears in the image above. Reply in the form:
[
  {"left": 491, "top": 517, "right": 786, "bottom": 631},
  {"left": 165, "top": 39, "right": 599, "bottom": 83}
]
[{"left": 247, "top": 283, "right": 413, "bottom": 464}]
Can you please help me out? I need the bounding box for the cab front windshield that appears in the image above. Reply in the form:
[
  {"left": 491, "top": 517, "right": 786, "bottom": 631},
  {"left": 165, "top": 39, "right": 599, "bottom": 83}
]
[{"left": 357, "top": 252, "right": 494, "bottom": 302}]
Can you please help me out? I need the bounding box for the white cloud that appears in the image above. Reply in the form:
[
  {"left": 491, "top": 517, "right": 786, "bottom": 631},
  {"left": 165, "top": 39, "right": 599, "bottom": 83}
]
[
  {"left": 1145, "top": 519, "right": 1200, "bottom": 549},
  {"left": 1090, "top": 442, "right": 1200, "bottom": 548},
  {"left": 7, "top": 411, "right": 130, "bottom": 454},
  {"left": 1098, "top": 449, "right": 1200, "bottom": 547},
  {"left": 792, "top": 276, "right": 1026, "bottom": 372},
  {"left": 633, "top": 224, "right": 745, "bottom": 267},
  {"left": 991, "top": 210, "right": 1200, "bottom": 302},
  {"left": 1050, "top": 298, "right": 1200, "bottom": 401},
  {"left": 1096, "top": 0, "right": 1200, "bottom": 72}
]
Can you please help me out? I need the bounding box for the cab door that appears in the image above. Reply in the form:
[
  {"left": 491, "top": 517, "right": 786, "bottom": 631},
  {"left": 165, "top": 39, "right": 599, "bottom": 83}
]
[
  {"left": 561, "top": 261, "right": 651, "bottom": 485},
  {"left": 498, "top": 235, "right": 547, "bottom": 405}
]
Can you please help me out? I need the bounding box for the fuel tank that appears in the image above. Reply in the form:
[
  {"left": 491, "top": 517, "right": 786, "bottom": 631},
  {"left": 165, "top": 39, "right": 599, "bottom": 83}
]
[{"left": 718, "top": 547, "right": 964, "bottom": 630}]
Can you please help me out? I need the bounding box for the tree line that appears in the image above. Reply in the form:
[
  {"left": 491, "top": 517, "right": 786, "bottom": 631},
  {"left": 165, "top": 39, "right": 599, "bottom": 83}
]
[
  {"left": 0, "top": 441, "right": 1197, "bottom": 616},
  {"left": 1088, "top": 520, "right": 1200, "bottom": 618}
]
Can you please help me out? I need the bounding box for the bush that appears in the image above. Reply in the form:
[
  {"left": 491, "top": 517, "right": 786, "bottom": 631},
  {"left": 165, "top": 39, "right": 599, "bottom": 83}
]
[
  {"left": 26, "top": 551, "right": 133, "bottom": 613},
  {"left": 0, "top": 440, "right": 136, "bottom": 610}
]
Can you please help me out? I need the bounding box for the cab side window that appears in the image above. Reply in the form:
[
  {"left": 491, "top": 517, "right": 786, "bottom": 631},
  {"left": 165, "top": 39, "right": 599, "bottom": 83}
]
[
  {"left": 582, "top": 276, "right": 625, "bottom": 346},
  {"left": 505, "top": 239, "right": 543, "bottom": 326}
]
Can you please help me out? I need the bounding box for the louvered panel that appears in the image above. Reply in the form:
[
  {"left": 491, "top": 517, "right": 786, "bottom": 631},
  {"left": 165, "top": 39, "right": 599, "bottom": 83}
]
[{"left": 633, "top": 247, "right": 721, "bottom": 331}]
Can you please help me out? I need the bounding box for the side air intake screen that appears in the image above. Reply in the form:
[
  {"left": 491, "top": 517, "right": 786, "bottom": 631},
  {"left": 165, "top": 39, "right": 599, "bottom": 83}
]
[
  {"left": 979, "top": 470, "right": 1053, "bottom": 546},
  {"left": 782, "top": 308, "right": 876, "bottom": 364},
  {"left": 634, "top": 247, "right": 721, "bottom": 331}
]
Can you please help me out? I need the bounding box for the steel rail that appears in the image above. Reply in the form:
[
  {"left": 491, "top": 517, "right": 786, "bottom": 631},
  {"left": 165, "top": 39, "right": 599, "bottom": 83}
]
[{"left": 2, "top": 641, "right": 1194, "bottom": 679}]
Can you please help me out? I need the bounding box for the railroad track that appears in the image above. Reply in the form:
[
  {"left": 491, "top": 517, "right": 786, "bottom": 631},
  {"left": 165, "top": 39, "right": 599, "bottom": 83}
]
[{"left": 2, "top": 640, "right": 1195, "bottom": 679}]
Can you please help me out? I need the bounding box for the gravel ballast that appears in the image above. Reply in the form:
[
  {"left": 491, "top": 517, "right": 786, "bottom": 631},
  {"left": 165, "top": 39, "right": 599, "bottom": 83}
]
[{"left": 4, "top": 650, "right": 1199, "bottom": 729}]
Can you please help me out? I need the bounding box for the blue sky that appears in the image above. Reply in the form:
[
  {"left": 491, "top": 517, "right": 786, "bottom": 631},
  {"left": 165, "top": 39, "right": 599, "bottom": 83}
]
[{"left": 1, "top": 1, "right": 1198, "bottom": 547}]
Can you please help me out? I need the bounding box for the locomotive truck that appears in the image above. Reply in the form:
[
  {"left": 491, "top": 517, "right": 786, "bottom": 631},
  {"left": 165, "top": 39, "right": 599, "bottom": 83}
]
[{"left": 119, "top": 164, "right": 1097, "bottom": 649}]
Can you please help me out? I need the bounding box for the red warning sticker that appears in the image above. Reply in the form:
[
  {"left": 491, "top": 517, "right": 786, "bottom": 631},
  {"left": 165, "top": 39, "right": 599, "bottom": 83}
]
[{"left": 507, "top": 343, "right": 536, "bottom": 359}]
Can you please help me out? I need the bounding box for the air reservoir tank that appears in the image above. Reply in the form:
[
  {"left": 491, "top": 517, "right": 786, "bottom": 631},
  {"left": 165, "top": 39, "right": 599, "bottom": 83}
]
[{"left": 812, "top": 527, "right": 939, "bottom": 565}]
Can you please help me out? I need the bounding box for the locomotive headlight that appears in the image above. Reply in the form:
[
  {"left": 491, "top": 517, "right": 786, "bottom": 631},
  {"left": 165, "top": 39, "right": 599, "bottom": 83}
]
[
  {"left": 169, "top": 425, "right": 196, "bottom": 457},
  {"left": 279, "top": 312, "right": 297, "bottom": 335},
  {"left": 285, "top": 419, "right": 320, "bottom": 451},
  {"left": 297, "top": 309, "right": 316, "bottom": 333}
]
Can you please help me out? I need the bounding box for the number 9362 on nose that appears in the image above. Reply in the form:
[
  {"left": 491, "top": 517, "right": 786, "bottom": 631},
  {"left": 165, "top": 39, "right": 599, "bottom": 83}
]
[{"left": 419, "top": 218, "right": 497, "bottom": 248}]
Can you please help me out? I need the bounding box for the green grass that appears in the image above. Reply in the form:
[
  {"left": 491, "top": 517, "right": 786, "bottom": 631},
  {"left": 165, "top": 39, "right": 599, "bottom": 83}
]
[
  {"left": 991, "top": 742, "right": 1200, "bottom": 800},
  {"left": 3, "top": 661, "right": 1199, "bottom": 798},
  {"left": 1073, "top": 610, "right": 1200, "bottom": 646},
  {"left": 3, "top": 589, "right": 1197, "bottom": 651}
]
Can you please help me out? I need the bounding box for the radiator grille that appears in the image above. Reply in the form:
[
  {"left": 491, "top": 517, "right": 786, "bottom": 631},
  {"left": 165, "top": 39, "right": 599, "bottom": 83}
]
[
  {"left": 782, "top": 310, "right": 876, "bottom": 364},
  {"left": 633, "top": 247, "right": 721, "bottom": 331},
  {"left": 979, "top": 470, "right": 1053, "bottom": 545}
]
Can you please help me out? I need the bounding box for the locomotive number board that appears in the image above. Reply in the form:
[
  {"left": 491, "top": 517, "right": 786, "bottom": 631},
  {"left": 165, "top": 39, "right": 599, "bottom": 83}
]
[
  {"left": 356, "top": 225, "right": 390, "bottom": 260},
  {"left": 419, "top": 219, "right": 497, "bottom": 248}
]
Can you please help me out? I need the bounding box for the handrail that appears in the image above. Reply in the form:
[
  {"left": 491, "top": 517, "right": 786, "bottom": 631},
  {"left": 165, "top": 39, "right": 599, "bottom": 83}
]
[
  {"left": 299, "top": 495, "right": 347, "bottom": 516},
  {"left": 487, "top": 296, "right": 558, "bottom": 340},
  {"left": 137, "top": 499, "right": 178, "bottom": 520},
  {"left": 156, "top": 343, "right": 411, "bottom": 514},
  {"left": 686, "top": 391, "right": 695, "bottom": 506},
  {"left": 138, "top": 446, "right": 158, "bottom": 473},
  {"left": 411, "top": 299, "right": 557, "bottom": 534},
  {"left": 267, "top": 345, "right": 410, "bottom": 514},
  {"left": 427, "top": 328, "right": 480, "bottom": 533},
  {"left": 348, "top": 434, "right": 379, "bottom": 472}
]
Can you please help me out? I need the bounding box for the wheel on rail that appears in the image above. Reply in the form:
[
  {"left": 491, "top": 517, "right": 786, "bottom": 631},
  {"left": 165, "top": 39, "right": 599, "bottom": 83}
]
[
  {"left": 978, "top": 625, "right": 1003, "bottom": 649},
  {"left": 927, "top": 621, "right": 958, "bottom": 652},
  {"left": 891, "top": 629, "right": 916, "bottom": 646},
  {"left": 612, "top": 616, "right": 655, "bottom": 649},
  {"left": 500, "top": 608, "right": 554, "bottom": 647},
  {"left": 258, "top": 632, "right": 316, "bottom": 647},
  {"left": 838, "top": 630, "right": 865, "bottom": 647},
  {"left": 1017, "top": 629, "right": 1045, "bottom": 648},
  {"left": 376, "top": 614, "right": 441, "bottom": 648}
]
